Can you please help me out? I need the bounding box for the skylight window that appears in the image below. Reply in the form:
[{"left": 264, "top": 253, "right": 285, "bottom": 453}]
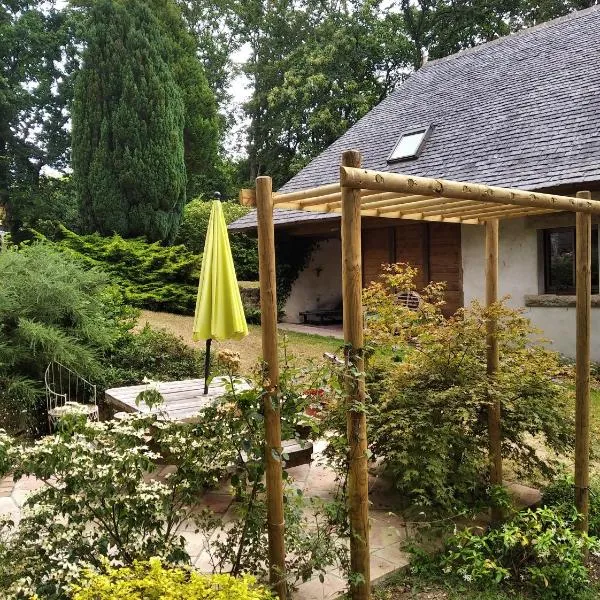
[{"left": 387, "top": 126, "right": 430, "bottom": 162}]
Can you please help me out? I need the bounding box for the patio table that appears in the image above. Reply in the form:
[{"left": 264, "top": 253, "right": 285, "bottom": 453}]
[
  {"left": 105, "top": 376, "right": 250, "bottom": 423},
  {"left": 105, "top": 376, "right": 313, "bottom": 466}
]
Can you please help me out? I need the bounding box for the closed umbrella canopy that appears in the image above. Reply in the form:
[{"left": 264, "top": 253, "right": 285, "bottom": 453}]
[{"left": 193, "top": 201, "right": 248, "bottom": 391}]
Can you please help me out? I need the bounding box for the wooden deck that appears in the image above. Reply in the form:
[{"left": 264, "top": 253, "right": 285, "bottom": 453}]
[{"left": 105, "top": 376, "right": 250, "bottom": 422}]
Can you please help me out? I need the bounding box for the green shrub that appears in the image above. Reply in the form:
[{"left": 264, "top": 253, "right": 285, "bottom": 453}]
[
  {"left": 543, "top": 473, "right": 600, "bottom": 536},
  {"left": 0, "top": 414, "right": 234, "bottom": 598},
  {"left": 49, "top": 226, "right": 200, "bottom": 314},
  {"left": 0, "top": 243, "right": 129, "bottom": 433},
  {"left": 321, "top": 264, "right": 575, "bottom": 514},
  {"left": 102, "top": 324, "right": 205, "bottom": 388},
  {"left": 8, "top": 176, "right": 80, "bottom": 236},
  {"left": 176, "top": 198, "right": 258, "bottom": 280},
  {"left": 70, "top": 559, "right": 275, "bottom": 599},
  {"left": 430, "top": 506, "right": 600, "bottom": 599}
]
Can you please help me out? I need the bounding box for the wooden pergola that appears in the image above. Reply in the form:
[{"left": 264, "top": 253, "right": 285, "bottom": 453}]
[{"left": 242, "top": 149, "right": 600, "bottom": 600}]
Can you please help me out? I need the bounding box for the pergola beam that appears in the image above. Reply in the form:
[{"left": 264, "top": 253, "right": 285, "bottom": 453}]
[
  {"left": 340, "top": 167, "right": 600, "bottom": 215},
  {"left": 341, "top": 151, "right": 370, "bottom": 600},
  {"left": 575, "top": 191, "right": 592, "bottom": 535},
  {"left": 273, "top": 182, "right": 340, "bottom": 204}
]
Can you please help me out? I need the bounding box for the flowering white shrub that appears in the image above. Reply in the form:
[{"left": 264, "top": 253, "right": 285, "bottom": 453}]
[
  {"left": 0, "top": 414, "right": 231, "bottom": 598},
  {"left": 0, "top": 367, "right": 349, "bottom": 599}
]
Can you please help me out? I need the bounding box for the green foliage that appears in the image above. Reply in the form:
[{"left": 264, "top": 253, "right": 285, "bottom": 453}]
[
  {"left": 275, "top": 235, "right": 316, "bottom": 311},
  {"left": 255, "top": 2, "right": 411, "bottom": 184},
  {"left": 70, "top": 560, "right": 274, "bottom": 600},
  {"left": 0, "top": 243, "right": 126, "bottom": 433},
  {"left": 542, "top": 473, "right": 600, "bottom": 537},
  {"left": 50, "top": 226, "right": 199, "bottom": 314},
  {"left": 0, "top": 414, "right": 232, "bottom": 597},
  {"left": 176, "top": 199, "right": 259, "bottom": 280},
  {"left": 365, "top": 265, "right": 574, "bottom": 512},
  {"left": 72, "top": 0, "right": 186, "bottom": 243},
  {"left": 102, "top": 324, "right": 205, "bottom": 387},
  {"left": 9, "top": 176, "right": 80, "bottom": 238},
  {"left": 425, "top": 507, "right": 600, "bottom": 599},
  {"left": 146, "top": 0, "right": 221, "bottom": 199},
  {"left": 1, "top": 0, "right": 74, "bottom": 228},
  {"left": 0, "top": 355, "right": 348, "bottom": 598}
]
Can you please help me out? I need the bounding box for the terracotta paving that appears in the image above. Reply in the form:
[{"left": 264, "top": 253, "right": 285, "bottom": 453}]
[{"left": 0, "top": 440, "right": 541, "bottom": 600}]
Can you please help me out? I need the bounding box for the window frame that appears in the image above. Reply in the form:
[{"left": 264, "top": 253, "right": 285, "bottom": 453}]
[
  {"left": 542, "top": 225, "right": 599, "bottom": 295},
  {"left": 386, "top": 125, "right": 432, "bottom": 163}
]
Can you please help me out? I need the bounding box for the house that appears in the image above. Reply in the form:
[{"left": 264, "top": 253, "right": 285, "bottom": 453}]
[{"left": 229, "top": 6, "right": 600, "bottom": 359}]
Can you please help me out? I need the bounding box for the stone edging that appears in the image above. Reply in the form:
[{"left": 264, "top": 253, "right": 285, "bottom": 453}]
[{"left": 525, "top": 294, "right": 600, "bottom": 308}]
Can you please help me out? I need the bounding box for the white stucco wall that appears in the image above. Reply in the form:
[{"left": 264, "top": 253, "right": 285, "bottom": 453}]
[
  {"left": 282, "top": 238, "right": 342, "bottom": 323},
  {"left": 462, "top": 219, "right": 600, "bottom": 360}
]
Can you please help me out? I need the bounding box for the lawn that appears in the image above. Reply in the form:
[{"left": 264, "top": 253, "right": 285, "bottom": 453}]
[{"left": 138, "top": 309, "right": 343, "bottom": 373}]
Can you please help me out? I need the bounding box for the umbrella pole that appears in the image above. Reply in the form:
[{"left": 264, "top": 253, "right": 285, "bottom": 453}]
[{"left": 204, "top": 338, "right": 211, "bottom": 395}]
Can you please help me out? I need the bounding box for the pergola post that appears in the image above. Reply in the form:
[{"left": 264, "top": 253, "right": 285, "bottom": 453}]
[
  {"left": 255, "top": 175, "right": 287, "bottom": 598},
  {"left": 485, "top": 219, "right": 503, "bottom": 520},
  {"left": 575, "top": 190, "right": 592, "bottom": 535},
  {"left": 341, "top": 150, "right": 370, "bottom": 599}
]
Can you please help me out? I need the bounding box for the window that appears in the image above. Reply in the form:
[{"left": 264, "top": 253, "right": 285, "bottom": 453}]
[
  {"left": 387, "top": 126, "right": 430, "bottom": 163},
  {"left": 543, "top": 226, "right": 599, "bottom": 294}
]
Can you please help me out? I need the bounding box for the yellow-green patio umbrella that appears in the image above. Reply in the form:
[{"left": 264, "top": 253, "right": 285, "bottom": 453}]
[{"left": 192, "top": 200, "right": 248, "bottom": 393}]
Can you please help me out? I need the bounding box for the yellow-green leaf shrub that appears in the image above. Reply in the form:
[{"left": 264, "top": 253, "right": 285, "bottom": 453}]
[{"left": 70, "top": 558, "right": 275, "bottom": 600}]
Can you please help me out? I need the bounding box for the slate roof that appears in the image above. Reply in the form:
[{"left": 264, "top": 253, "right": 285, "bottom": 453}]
[
  {"left": 228, "top": 208, "right": 339, "bottom": 232},
  {"left": 229, "top": 6, "right": 600, "bottom": 232}
]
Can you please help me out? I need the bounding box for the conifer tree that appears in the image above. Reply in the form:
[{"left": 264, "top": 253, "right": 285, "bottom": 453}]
[
  {"left": 72, "top": 0, "right": 186, "bottom": 243},
  {"left": 147, "top": 0, "right": 221, "bottom": 198}
]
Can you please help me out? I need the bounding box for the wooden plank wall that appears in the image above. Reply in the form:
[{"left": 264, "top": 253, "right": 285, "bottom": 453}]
[
  {"left": 362, "top": 222, "right": 463, "bottom": 316},
  {"left": 362, "top": 228, "right": 393, "bottom": 286},
  {"left": 429, "top": 223, "right": 463, "bottom": 315}
]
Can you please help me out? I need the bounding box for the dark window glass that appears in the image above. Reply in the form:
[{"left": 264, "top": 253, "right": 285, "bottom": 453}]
[{"left": 543, "top": 226, "right": 598, "bottom": 294}]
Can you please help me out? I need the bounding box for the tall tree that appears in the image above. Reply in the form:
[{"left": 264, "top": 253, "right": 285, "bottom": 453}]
[
  {"left": 147, "top": 0, "right": 222, "bottom": 198},
  {"left": 242, "top": 0, "right": 412, "bottom": 187},
  {"left": 72, "top": 0, "right": 186, "bottom": 243},
  {"left": 0, "top": 0, "right": 73, "bottom": 230}
]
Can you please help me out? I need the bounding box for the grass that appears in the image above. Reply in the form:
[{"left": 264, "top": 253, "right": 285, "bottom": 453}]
[{"left": 138, "top": 309, "right": 343, "bottom": 373}]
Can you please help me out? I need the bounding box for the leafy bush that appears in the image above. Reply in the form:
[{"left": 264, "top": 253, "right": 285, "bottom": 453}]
[
  {"left": 70, "top": 559, "right": 274, "bottom": 600},
  {"left": 0, "top": 243, "right": 129, "bottom": 433},
  {"left": 322, "top": 264, "right": 574, "bottom": 513},
  {"left": 0, "top": 360, "right": 348, "bottom": 598},
  {"left": 543, "top": 473, "right": 600, "bottom": 536},
  {"left": 8, "top": 176, "right": 80, "bottom": 236},
  {"left": 176, "top": 199, "right": 258, "bottom": 280},
  {"left": 49, "top": 226, "right": 200, "bottom": 314},
  {"left": 431, "top": 507, "right": 600, "bottom": 599},
  {"left": 0, "top": 414, "right": 234, "bottom": 598},
  {"left": 275, "top": 234, "right": 316, "bottom": 311},
  {"left": 102, "top": 324, "right": 205, "bottom": 387}
]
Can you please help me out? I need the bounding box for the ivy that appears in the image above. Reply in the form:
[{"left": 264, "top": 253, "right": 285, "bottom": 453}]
[{"left": 275, "top": 234, "right": 316, "bottom": 311}]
